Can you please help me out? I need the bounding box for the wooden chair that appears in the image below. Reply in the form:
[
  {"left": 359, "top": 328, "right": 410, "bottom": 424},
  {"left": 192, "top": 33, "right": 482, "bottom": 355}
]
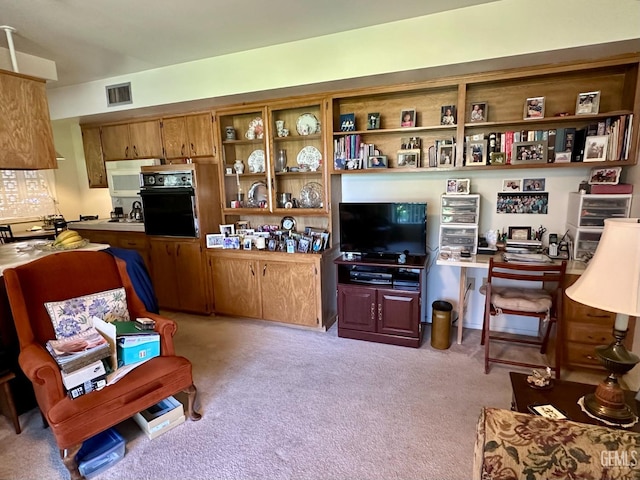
[
  {"left": 0, "top": 224, "right": 14, "bottom": 244},
  {"left": 4, "top": 251, "right": 201, "bottom": 480},
  {"left": 481, "top": 258, "right": 566, "bottom": 379},
  {"left": 53, "top": 220, "right": 67, "bottom": 236}
]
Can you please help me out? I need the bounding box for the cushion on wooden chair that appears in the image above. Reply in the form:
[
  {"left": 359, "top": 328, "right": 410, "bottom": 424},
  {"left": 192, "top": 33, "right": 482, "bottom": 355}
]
[{"left": 480, "top": 284, "right": 552, "bottom": 313}]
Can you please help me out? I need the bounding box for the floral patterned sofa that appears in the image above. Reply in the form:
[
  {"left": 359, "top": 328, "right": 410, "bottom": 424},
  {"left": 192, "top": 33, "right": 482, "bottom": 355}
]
[{"left": 474, "top": 407, "right": 640, "bottom": 479}]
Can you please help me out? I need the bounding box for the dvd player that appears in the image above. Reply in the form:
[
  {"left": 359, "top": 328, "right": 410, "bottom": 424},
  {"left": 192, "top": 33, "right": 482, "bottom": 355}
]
[{"left": 349, "top": 271, "right": 393, "bottom": 282}]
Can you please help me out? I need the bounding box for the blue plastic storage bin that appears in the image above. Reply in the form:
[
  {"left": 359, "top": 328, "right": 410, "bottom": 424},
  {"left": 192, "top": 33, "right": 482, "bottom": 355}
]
[{"left": 76, "top": 427, "right": 125, "bottom": 479}]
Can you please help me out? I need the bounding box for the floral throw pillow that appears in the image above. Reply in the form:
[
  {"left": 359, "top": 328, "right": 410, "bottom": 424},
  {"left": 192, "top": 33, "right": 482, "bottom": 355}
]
[{"left": 45, "top": 287, "right": 130, "bottom": 339}]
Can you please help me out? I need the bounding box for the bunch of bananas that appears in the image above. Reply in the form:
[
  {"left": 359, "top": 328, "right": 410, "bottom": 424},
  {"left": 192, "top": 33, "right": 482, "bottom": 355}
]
[{"left": 52, "top": 229, "right": 85, "bottom": 249}]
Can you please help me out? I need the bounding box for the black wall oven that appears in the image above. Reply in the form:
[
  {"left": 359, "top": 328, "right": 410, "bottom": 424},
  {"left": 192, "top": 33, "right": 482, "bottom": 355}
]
[{"left": 140, "top": 171, "right": 198, "bottom": 237}]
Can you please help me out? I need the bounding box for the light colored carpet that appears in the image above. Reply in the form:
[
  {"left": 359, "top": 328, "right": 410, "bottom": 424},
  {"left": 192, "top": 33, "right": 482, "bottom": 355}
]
[{"left": 0, "top": 314, "right": 603, "bottom": 480}]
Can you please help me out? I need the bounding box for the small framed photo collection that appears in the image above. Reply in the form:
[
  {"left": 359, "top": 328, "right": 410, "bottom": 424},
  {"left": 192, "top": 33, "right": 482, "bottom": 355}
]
[
  {"left": 466, "top": 140, "right": 487, "bottom": 166},
  {"left": 584, "top": 135, "right": 608, "bottom": 162},
  {"left": 524, "top": 96, "right": 545, "bottom": 119},
  {"left": 446, "top": 178, "right": 470, "bottom": 195},
  {"left": 576, "top": 91, "right": 600, "bottom": 115}
]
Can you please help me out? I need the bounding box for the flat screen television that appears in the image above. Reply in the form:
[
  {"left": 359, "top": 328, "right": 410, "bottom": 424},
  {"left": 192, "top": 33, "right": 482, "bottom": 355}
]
[{"left": 339, "top": 202, "right": 427, "bottom": 258}]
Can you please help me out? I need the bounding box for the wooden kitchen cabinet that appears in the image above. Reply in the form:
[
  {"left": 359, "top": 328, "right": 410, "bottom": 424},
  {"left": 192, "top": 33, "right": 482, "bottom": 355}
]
[
  {"left": 76, "top": 229, "right": 150, "bottom": 271},
  {"left": 207, "top": 249, "right": 337, "bottom": 329},
  {"left": 162, "top": 113, "right": 214, "bottom": 159},
  {"left": 562, "top": 273, "right": 635, "bottom": 371},
  {"left": 148, "top": 238, "right": 209, "bottom": 314},
  {"left": 101, "top": 120, "right": 162, "bottom": 160},
  {"left": 81, "top": 126, "right": 107, "bottom": 188},
  {"left": 0, "top": 69, "right": 57, "bottom": 170}
]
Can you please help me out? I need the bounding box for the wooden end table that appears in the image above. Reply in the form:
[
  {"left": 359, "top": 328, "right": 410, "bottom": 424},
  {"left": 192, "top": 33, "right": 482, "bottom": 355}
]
[{"left": 510, "top": 371, "right": 640, "bottom": 432}]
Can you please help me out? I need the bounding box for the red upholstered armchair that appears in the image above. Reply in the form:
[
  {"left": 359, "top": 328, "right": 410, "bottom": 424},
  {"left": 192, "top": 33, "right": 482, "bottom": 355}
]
[{"left": 4, "top": 250, "right": 201, "bottom": 480}]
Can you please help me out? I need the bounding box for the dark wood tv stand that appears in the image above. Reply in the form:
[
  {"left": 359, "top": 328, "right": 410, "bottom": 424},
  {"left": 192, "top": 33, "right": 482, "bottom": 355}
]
[{"left": 335, "top": 255, "right": 427, "bottom": 347}]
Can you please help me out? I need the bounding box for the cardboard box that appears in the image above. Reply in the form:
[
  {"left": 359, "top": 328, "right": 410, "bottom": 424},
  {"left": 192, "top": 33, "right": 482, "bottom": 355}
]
[
  {"left": 116, "top": 333, "right": 160, "bottom": 367},
  {"left": 61, "top": 360, "right": 106, "bottom": 390},
  {"left": 67, "top": 375, "right": 107, "bottom": 399},
  {"left": 132, "top": 396, "right": 185, "bottom": 439}
]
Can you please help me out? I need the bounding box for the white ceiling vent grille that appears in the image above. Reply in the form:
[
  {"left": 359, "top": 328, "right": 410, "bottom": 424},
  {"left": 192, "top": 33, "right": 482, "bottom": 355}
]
[{"left": 106, "top": 82, "right": 132, "bottom": 107}]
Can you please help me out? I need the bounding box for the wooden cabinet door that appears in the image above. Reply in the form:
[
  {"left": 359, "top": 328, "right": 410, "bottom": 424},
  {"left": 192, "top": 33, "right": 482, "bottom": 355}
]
[
  {"left": 101, "top": 124, "right": 131, "bottom": 160},
  {"left": 129, "top": 120, "right": 162, "bottom": 158},
  {"left": 81, "top": 127, "right": 107, "bottom": 188},
  {"left": 148, "top": 239, "right": 180, "bottom": 310},
  {"left": 174, "top": 241, "right": 209, "bottom": 313},
  {"left": 377, "top": 289, "right": 420, "bottom": 337},
  {"left": 76, "top": 229, "right": 118, "bottom": 246},
  {"left": 186, "top": 113, "right": 214, "bottom": 157},
  {"left": 162, "top": 117, "right": 188, "bottom": 158},
  {"left": 338, "top": 284, "right": 376, "bottom": 332},
  {"left": 116, "top": 232, "right": 151, "bottom": 272},
  {"left": 261, "top": 260, "right": 317, "bottom": 327},
  {"left": 0, "top": 72, "right": 56, "bottom": 169},
  {"left": 209, "top": 255, "right": 260, "bottom": 318}
]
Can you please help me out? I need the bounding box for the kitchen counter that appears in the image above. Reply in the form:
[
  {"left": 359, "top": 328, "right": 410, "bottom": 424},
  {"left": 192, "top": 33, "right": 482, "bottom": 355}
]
[
  {"left": 70, "top": 219, "right": 145, "bottom": 233},
  {"left": 0, "top": 240, "right": 109, "bottom": 275}
]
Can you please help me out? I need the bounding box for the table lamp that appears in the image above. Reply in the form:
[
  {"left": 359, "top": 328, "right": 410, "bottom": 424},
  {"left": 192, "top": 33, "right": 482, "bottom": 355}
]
[{"left": 565, "top": 218, "right": 640, "bottom": 424}]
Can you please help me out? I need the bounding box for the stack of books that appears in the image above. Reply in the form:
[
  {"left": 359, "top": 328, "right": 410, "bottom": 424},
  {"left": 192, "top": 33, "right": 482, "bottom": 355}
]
[{"left": 46, "top": 327, "right": 111, "bottom": 398}]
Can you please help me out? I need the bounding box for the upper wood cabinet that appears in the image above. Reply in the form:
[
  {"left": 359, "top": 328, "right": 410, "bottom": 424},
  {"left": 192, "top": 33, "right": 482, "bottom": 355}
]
[
  {"left": 0, "top": 69, "right": 56, "bottom": 170},
  {"left": 101, "top": 119, "right": 162, "bottom": 160},
  {"left": 81, "top": 126, "right": 107, "bottom": 188},
  {"left": 162, "top": 113, "right": 214, "bottom": 159}
]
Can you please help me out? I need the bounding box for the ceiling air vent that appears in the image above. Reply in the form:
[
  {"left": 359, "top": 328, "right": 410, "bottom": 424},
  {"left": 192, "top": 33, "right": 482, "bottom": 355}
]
[{"left": 105, "top": 82, "right": 132, "bottom": 107}]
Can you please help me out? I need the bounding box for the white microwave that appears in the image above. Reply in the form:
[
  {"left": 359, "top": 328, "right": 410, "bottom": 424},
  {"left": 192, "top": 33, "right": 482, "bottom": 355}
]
[{"left": 105, "top": 159, "right": 161, "bottom": 197}]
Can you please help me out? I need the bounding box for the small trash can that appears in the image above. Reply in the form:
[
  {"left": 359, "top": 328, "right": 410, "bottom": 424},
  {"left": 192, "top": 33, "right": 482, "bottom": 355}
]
[{"left": 431, "top": 301, "right": 453, "bottom": 350}]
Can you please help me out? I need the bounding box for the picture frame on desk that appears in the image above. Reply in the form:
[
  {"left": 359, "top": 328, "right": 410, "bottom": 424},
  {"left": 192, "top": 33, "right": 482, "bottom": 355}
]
[
  {"left": 584, "top": 135, "right": 608, "bottom": 162},
  {"left": 508, "top": 226, "right": 532, "bottom": 241},
  {"left": 512, "top": 141, "right": 547, "bottom": 164},
  {"left": 205, "top": 233, "right": 225, "bottom": 248},
  {"left": 446, "top": 178, "right": 470, "bottom": 195},
  {"left": 588, "top": 166, "right": 621, "bottom": 185}
]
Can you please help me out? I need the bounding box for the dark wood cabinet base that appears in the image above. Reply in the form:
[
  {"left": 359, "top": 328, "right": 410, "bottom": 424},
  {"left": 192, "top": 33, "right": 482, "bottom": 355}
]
[{"left": 338, "top": 325, "right": 423, "bottom": 348}]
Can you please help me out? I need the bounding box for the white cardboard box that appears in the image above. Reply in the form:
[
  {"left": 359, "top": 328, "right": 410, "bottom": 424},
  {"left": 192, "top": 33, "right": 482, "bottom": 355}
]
[
  {"left": 61, "top": 359, "right": 106, "bottom": 390},
  {"left": 132, "top": 396, "right": 185, "bottom": 439}
]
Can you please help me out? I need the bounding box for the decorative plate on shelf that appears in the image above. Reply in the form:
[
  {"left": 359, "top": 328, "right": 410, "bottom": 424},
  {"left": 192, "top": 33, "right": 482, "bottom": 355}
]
[
  {"left": 296, "top": 113, "right": 320, "bottom": 135},
  {"left": 247, "top": 149, "right": 265, "bottom": 173},
  {"left": 247, "top": 181, "right": 268, "bottom": 207},
  {"left": 299, "top": 182, "right": 323, "bottom": 208},
  {"left": 296, "top": 146, "right": 322, "bottom": 171}
]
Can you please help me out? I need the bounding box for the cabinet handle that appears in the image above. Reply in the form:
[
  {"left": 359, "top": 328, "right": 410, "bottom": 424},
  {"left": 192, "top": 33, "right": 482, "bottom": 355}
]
[
  {"left": 370, "top": 303, "right": 375, "bottom": 320},
  {"left": 191, "top": 143, "right": 196, "bottom": 155},
  {"left": 181, "top": 144, "right": 185, "bottom": 156},
  {"left": 263, "top": 264, "right": 267, "bottom": 276},
  {"left": 250, "top": 264, "right": 255, "bottom": 276},
  {"left": 125, "top": 146, "right": 129, "bottom": 158},
  {"left": 176, "top": 244, "right": 181, "bottom": 255},
  {"left": 586, "top": 313, "right": 610, "bottom": 319},
  {"left": 133, "top": 145, "right": 139, "bottom": 157},
  {"left": 214, "top": 145, "right": 217, "bottom": 156},
  {"left": 378, "top": 304, "right": 382, "bottom": 321}
]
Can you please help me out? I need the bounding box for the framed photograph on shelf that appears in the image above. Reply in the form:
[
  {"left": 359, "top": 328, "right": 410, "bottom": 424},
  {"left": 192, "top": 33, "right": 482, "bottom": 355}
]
[
  {"left": 400, "top": 109, "right": 416, "bottom": 127},
  {"left": 512, "top": 140, "right": 548, "bottom": 164},
  {"left": 524, "top": 96, "right": 545, "bottom": 119},
  {"left": 489, "top": 152, "right": 506, "bottom": 165},
  {"left": 584, "top": 135, "right": 609, "bottom": 162},
  {"left": 588, "top": 166, "right": 622, "bottom": 185},
  {"left": 242, "top": 237, "right": 253, "bottom": 250},
  {"left": 502, "top": 179, "right": 522, "bottom": 192},
  {"left": 469, "top": 102, "right": 487, "bottom": 123},
  {"left": 436, "top": 144, "right": 454, "bottom": 167},
  {"left": 367, "top": 155, "right": 388, "bottom": 168},
  {"left": 523, "top": 178, "right": 546, "bottom": 191},
  {"left": 222, "top": 235, "right": 241, "bottom": 249},
  {"left": 219, "top": 224, "right": 235, "bottom": 236},
  {"left": 446, "top": 178, "right": 470, "bottom": 195},
  {"left": 397, "top": 149, "right": 420, "bottom": 168},
  {"left": 401, "top": 137, "right": 421, "bottom": 149},
  {"left": 466, "top": 140, "right": 487, "bottom": 166},
  {"left": 576, "top": 91, "right": 601, "bottom": 115},
  {"left": 508, "top": 226, "right": 532, "bottom": 241},
  {"left": 339, "top": 113, "right": 356, "bottom": 131},
  {"left": 367, "top": 113, "right": 380, "bottom": 130},
  {"left": 440, "top": 105, "right": 456, "bottom": 125},
  {"left": 554, "top": 151, "right": 572, "bottom": 163},
  {"left": 206, "top": 233, "right": 225, "bottom": 248}
]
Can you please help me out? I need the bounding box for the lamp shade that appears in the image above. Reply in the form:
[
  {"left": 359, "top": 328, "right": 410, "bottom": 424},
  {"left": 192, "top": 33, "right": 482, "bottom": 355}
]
[{"left": 566, "top": 218, "right": 640, "bottom": 317}]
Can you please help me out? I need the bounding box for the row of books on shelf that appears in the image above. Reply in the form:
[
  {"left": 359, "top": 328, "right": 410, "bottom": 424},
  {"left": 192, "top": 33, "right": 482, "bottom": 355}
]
[{"left": 46, "top": 319, "right": 160, "bottom": 399}]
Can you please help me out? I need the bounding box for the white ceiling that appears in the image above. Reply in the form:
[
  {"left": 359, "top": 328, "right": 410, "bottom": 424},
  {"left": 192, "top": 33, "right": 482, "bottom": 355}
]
[{"left": 0, "top": 0, "right": 498, "bottom": 87}]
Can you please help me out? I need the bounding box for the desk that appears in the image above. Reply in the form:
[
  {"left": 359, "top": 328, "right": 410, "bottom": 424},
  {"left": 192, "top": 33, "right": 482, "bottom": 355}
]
[{"left": 436, "top": 254, "right": 585, "bottom": 345}]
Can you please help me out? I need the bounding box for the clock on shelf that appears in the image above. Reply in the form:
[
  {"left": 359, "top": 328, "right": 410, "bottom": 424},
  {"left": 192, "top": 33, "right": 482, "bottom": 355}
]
[{"left": 281, "top": 216, "right": 296, "bottom": 232}]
